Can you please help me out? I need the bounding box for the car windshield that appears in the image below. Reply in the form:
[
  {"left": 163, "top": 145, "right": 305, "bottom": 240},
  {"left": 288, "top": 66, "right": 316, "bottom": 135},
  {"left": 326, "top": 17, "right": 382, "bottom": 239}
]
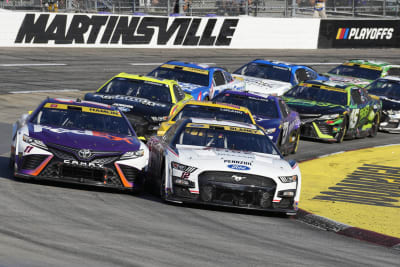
[
  {"left": 234, "top": 62, "right": 291, "bottom": 83},
  {"left": 213, "top": 93, "right": 279, "bottom": 118},
  {"left": 284, "top": 85, "right": 348, "bottom": 106},
  {"left": 31, "top": 104, "right": 133, "bottom": 136},
  {"left": 173, "top": 105, "right": 253, "bottom": 124},
  {"left": 99, "top": 77, "right": 172, "bottom": 103},
  {"left": 366, "top": 79, "right": 400, "bottom": 100},
  {"left": 148, "top": 66, "right": 209, "bottom": 87},
  {"left": 174, "top": 125, "right": 279, "bottom": 155},
  {"left": 328, "top": 64, "right": 382, "bottom": 80}
]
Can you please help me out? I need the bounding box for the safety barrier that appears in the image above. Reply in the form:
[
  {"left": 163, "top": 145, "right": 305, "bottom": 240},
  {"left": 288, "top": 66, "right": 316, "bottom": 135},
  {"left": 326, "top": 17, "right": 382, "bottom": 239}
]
[{"left": 1, "top": 10, "right": 399, "bottom": 48}]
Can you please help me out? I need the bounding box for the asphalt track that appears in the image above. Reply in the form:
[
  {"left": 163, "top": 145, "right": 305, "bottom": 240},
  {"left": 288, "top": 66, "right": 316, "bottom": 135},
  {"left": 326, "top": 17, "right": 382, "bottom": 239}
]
[{"left": 0, "top": 48, "right": 399, "bottom": 266}]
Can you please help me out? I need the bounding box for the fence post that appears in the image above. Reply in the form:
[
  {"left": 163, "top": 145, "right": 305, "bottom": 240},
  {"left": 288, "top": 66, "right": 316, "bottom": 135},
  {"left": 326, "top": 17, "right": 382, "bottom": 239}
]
[
  {"left": 383, "top": 0, "right": 386, "bottom": 16},
  {"left": 292, "top": 0, "right": 296, "bottom": 16},
  {"left": 352, "top": 0, "right": 355, "bottom": 17}
]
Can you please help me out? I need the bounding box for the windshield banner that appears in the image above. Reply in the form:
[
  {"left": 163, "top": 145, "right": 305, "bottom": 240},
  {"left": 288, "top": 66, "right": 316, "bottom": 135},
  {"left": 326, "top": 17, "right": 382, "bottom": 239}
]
[{"left": 318, "top": 19, "right": 400, "bottom": 48}]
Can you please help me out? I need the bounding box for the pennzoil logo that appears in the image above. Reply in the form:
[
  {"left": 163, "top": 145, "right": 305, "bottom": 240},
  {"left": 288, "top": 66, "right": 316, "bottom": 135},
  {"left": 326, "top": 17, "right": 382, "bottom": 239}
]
[{"left": 336, "top": 27, "right": 394, "bottom": 40}]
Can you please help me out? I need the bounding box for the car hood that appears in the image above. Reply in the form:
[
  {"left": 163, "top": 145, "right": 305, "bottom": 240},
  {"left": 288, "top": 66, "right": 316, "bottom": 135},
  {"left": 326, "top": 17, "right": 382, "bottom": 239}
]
[
  {"left": 284, "top": 98, "right": 346, "bottom": 115},
  {"left": 84, "top": 93, "right": 172, "bottom": 117},
  {"left": 28, "top": 123, "right": 141, "bottom": 152},
  {"left": 176, "top": 145, "right": 291, "bottom": 176},
  {"left": 233, "top": 74, "right": 292, "bottom": 96},
  {"left": 325, "top": 74, "right": 371, "bottom": 86}
]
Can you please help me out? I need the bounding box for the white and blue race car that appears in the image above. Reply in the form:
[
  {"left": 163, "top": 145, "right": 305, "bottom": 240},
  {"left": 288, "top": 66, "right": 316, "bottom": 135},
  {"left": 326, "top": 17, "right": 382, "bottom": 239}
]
[
  {"left": 146, "top": 118, "right": 301, "bottom": 215},
  {"left": 148, "top": 61, "right": 245, "bottom": 101}
]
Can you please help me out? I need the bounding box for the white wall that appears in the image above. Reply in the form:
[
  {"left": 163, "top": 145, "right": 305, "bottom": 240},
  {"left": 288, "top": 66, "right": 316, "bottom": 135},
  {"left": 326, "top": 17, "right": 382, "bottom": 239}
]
[{"left": 0, "top": 11, "right": 321, "bottom": 49}]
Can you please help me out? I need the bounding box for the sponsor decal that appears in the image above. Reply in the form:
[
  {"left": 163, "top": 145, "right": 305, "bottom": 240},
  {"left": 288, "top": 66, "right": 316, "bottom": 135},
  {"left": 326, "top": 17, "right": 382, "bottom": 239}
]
[
  {"left": 95, "top": 94, "right": 167, "bottom": 107},
  {"left": 336, "top": 27, "right": 393, "bottom": 40},
  {"left": 64, "top": 159, "right": 104, "bottom": 168},
  {"left": 44, "top": 103, "right": 122, "bottom": 117},
  {"left": 224, "top": 159, "right": 252, "bottom": 166},
  {"left": 15, "top": 14, "right": 238, "bottom": 46},
  {"left": 227, "top": 164, "right": 250, "bottom": 171}
]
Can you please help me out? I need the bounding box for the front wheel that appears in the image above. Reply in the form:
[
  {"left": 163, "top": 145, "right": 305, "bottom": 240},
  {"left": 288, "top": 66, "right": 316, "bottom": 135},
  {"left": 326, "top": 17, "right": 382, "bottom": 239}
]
[
  {"left": 291, "top": 131, "right": 300, "bottom": 154},
  {"left": 336, "top": 117, "right": 348, "bottom": 143},
  {"left": 369, "top": 113, "right": 380, "bottom": 137},
  {"left": 159, "top": 167, "right": 167, "bottom": 201}
]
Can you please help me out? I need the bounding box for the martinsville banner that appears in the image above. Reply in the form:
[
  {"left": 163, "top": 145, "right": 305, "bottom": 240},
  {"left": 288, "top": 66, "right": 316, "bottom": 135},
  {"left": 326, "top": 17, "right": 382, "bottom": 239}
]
[{"left": 0, "top": 11, "right": 320, "bottom": 49}]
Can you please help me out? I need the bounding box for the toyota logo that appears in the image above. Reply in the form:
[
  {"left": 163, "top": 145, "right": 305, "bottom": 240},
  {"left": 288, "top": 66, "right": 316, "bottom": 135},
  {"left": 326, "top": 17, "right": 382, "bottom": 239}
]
[
  {"left": 232, "top": 175, "right": 246, "bottom": 182},
  {"left": 78, "top": 149, "right": 92, "bottom": 159}
]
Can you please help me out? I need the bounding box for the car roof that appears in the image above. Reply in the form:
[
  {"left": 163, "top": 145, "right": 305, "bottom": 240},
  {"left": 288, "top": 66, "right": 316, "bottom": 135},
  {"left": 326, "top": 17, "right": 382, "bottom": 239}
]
[
  {"left": 183, "top": 100, "right": 253, "bottom": 112},
  {"left": 298, "top": 81, "right": 353, "bottom": 91},
  {"left": 45, "top": 98, "right": 122, "bottom": 110},
  {"left": 251, "top": 59, "right": 300, "bottom": 68},
  {"left": 344, "top": 59, "right": 391, "bottom": 67},
  {"left": 189, "top": 118, "right": 259, "bottom": 129},
  {"left": 162, "top": 60, "right": 217, "bottom": 71},
  {"left": 114, "top": 72, "right": 177, "bottom": 86},
  {"left": 216, "top": 90, "right": 280, "bottom": 101}
]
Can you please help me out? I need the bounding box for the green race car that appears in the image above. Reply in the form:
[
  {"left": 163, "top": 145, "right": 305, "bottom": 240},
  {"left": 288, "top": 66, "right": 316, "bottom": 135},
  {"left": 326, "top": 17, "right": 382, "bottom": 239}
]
[
  {"left": 283, "top": 81, "right": 382, "bottom": 143},
  {"left": 325, "top": 59, "right": 400, "bottom": 87}
]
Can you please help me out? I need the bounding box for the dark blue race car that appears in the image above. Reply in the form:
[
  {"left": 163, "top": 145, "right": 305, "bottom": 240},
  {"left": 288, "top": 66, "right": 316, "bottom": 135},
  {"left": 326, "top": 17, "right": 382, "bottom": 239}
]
[
  {"left": 148, "top": 61, "right": 245, "bottom": 101},
  {"left": 212, "top": 90, "right": 301, "bottom": 155}
]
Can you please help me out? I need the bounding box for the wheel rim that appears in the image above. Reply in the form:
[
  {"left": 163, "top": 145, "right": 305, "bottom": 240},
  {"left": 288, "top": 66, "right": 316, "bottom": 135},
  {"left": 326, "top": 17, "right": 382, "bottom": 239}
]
[{"left": 293, "top": 132, "right": 300, "bottom": 153}]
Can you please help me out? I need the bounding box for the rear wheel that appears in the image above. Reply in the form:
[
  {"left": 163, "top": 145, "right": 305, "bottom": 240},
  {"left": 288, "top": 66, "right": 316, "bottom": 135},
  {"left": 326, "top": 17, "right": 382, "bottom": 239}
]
[
  {"left": 336, "top": 117, "right": 348, "bottom": 143},
  {"left": 369, "top": 113, "right": 380, "bottom": 137}
]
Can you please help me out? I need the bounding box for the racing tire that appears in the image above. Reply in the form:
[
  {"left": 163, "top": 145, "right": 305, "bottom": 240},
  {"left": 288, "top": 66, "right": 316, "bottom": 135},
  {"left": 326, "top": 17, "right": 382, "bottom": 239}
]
[
  {"left": 159, "top": 167, "right": 167, "bottom": 201},
  {"left": 291, "top": 131, "right": 300, "bottom": 154},
  {"left": 203, "top": 96, "right": 210, "bottom": 101},
  {"left": 368, "top": 113, "right": 380, "bottom": 138},
  {"left": 276, "top": 132, "right": 285, "bottom": 155},
  {"left": 336, "top": 117, "right": 348, "bottom": 143}
]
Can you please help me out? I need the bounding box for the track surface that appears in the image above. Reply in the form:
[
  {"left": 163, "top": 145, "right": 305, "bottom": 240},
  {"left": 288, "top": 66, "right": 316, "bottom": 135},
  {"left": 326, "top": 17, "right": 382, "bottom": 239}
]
[{"left": 0, "top": 48, "right": 399, "bottom": 266}]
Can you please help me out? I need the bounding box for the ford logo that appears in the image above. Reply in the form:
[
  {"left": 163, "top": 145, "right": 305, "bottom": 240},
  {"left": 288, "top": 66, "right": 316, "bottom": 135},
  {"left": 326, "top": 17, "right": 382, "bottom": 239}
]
[{"left": 227, "top": 164, "right": 250, "bottom": 171}]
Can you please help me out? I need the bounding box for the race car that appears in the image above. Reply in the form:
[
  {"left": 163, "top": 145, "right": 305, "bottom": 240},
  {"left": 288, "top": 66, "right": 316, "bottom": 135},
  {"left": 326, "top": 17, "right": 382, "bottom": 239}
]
[
  {"left": 84, "top": 73, "right": 192, "bottom": 140},
  {"left": 232, "top": 59, "right": 328, "bottom": 96},
  {"left": 148, "top": 61, "right": 245, "bottom": 101},
  {"left": 365, "top": 76, "right": 400, "bottom": 133},
  {"left": 283, "top": 81, "right": 382, "bottom": 142},
  {"left": 146, "top": 118, "right": 301, "bottom": 215},
  {"left": 157, "top": 100, "right": 256, "bottom": 136},
  {"left": 10, "top": 98, "right": 149, "bottom": 191},
  {"left": 325, "top": 59, "right": 400, "bottom": 87},
  {"left": 212, "top": 90, "right": 301, "bottom": 155}
]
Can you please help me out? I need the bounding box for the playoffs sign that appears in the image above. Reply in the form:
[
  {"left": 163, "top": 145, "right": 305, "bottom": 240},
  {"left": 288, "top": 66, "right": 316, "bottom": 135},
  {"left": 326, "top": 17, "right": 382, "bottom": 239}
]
[
  {"left": 318, "top": 20, "right": 400, "bottom": 48},
  {"left": 15, "top": 14, "right": 238, "bottom": 47}
]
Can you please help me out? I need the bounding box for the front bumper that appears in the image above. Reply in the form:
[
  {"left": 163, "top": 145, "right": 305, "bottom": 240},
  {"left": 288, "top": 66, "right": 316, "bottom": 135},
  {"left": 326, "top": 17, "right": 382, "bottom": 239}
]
[
  {"left": 300, "top": 120, "right": 340, "bottom": 142},
  {"left": 16, "top": 153, "right": 144, "bottom": 190},
  {"left": 379, "top": 114, "right": 400, "bottom": 133},
  {"left": 166, "top": 171, "right": 297, "bottom": 214}
]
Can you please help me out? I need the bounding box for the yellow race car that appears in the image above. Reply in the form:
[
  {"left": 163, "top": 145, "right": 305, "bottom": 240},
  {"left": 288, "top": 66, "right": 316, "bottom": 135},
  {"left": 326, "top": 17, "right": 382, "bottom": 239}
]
[
  {"left": 157, "top": 100, "right": 257, "bottom": 136},
  {"left": 84, "top": 73, "right": 192, "bottom": 139}
]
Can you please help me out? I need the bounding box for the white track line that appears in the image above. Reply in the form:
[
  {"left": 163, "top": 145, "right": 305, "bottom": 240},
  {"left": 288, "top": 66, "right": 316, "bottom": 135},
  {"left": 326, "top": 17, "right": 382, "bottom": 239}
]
[
  {"left": 9, "top": 89, "right": 80, "bottom": 94},
  {"left": 294, "top": 63, "right": 342, "bottom": 65},
  {"left": 0, "top": 63, "right": 67, "bottom": 67}
]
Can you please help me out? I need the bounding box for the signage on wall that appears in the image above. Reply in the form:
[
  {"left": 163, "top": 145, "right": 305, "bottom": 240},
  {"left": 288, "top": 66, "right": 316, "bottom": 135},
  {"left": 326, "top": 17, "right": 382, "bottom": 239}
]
[
  {"left": 318, "top": 20, "right": 400, "bottom": 48},
  {"left": 14, "top": 14, "right": 239, "bottom": 47}
]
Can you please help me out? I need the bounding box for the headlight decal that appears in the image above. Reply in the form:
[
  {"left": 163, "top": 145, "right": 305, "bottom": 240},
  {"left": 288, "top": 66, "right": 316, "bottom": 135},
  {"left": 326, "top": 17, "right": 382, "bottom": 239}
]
[
  {"left": 22, "top": 134, "right": 48, "bottom": 150},
  {"left": 120, "top": 149, "right": 144, "bottom": 160}
]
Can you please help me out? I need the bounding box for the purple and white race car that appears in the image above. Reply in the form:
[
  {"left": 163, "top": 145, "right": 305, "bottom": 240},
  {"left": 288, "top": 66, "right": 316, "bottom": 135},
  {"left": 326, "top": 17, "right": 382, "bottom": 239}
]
[{"left": 10, "top": 98, "right": 148, "bottom": 191}]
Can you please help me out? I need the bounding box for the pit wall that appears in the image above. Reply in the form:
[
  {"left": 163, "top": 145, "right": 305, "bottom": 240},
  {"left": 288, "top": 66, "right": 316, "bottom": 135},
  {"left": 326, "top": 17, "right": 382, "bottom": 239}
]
[{"left": 1, "top": 11, "right": 399, "bottom": 49}]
